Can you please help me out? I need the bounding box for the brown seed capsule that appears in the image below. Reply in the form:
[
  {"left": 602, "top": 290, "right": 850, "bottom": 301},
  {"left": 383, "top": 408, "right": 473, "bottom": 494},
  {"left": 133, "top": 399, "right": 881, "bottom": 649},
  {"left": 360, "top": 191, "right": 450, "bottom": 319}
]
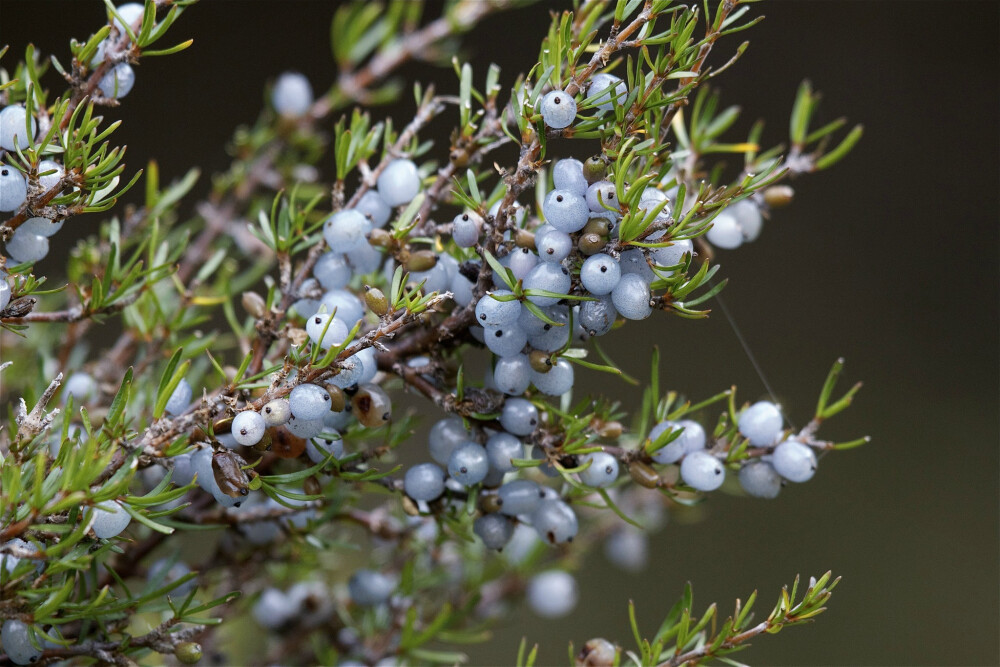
[
  {"left": 327, "top": 385, "right": 347, "bottom": 412},
  {"left": 628, "top": 460, "right": 661, "bottom": 489},
  {"left": 405, "top": 249, "right": 438, "bottom": 273},
  {"left": 241, "top": 291, "right": 267, "bottom": 318},
  {"left": 450, "top": 149, "right": 470, "bottom": 168},
  {"left": 763, "top": 184, "right": 794, "bottom": 208},
  {"left": 175, "top": 642, "right": 203, "bottom": 665},
  {"left": 364, "top": 285, "right": 389, "bottom": 316},
  {"left": 514, "top": 228, "right": 536, "bottom": 248},
  {"left": 213, "top": 450, "right": 250, "bottom": 497},
  {"left": 583, "top": 156, "right": 606, "bottom": 184},
  {"left": 190, "top": 426, "right": 209, "bottom": 443},
  {"left": 598, "top": 420, "right": 623, "bottom": 440},
  {"left": 401, "top": 495, "right": 421, "bottom": 516},
  {"left": 575, "top": 638, "right": 617, "bottom": 667},
  {"left": 582, "top": 216, "right": 611, "bottom": 237},
  {"left": 251, "top": 428, "right": 273, "bottom": 453},
  {"left": 368, "top": 228, "right": 394, "bottom": 248},
  {"left": 529, "top": 349, "right": 554, "bottom": 374},
  {"left": 269, "top": 426, "right": 306, "bottom": 459},
  {"left": 479, "top": 494, "right": 503, "bottom": 514},
  {"left": 212, "top": 417, "right": 233, "bottom": 436},
  {"left": 3, "top": 296, "right": 36, "bottom": 317},
  {"left": 351, "top": 383, "right": 392, "bottom": 428},
  {"left": 303, "top": 475, "right": 322, "bottom": 497},
  {"left": 578, "top": 232, "right": 605, "bottom": 256}
]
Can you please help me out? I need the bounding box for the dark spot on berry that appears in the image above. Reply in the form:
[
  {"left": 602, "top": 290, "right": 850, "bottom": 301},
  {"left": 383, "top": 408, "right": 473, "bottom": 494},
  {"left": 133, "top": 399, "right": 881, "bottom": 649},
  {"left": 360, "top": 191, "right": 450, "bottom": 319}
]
[
  {"left": 382, "top": 411, "right": 390, "bottom": 420},
  {"left": 600, "top": 266, "right": 607, "bottom": 272},
  {"left": 606, "top": 465, "right": 613, "bottom": 474},
  {"left": 521, "top": 247, "right": 529, "bottom": 254},
  {"left": 233, "top": 501, "right": 242, "bottom": 507},
  {"left": 240, "top": 429, "right": 248, "bottom": 436},
  {"left": 529, "top": 418, "right": 537, "bottom": 425},
  {"left": 561, "top": 268, "right": 568, "bottom": 275},
  {"left": 239, "top": 487, "right": 249, "bottom": 496},
  {"left": 547, "top": 531, "right": 556, "bottom": 543},
  {"left": 546, "top": 248, "right": 554, "bottom": 255},
  {"left": 480, "top": 313, "right": 487, "bottom": 320},
  {"left": 495, "top": 330, "right": 503, "bottom": 337},
  {"left": 715, "top": 468, "right": 722, "bottom": 475},
  {"left": 265, "top": 407, "right": 272, "bottom": 413},
  {"left": 556, "top": 195, "right": 563, "bottom": 202},
  {"left": 496, "top": 498, "right": 504, "bottom": 505},
  {"left": 460, "top": 466, "right": 468, "bottom": 474},
  {"left": 322, "top": 393, "right": 329, "bottom": 401},
  {"left": 1, "top": 169, "right": 7, "bottom": 176},
  {"left": 553, "top": 96, "right": 561, "bottom": 104},
  {"left": 314, "top": 317, "right": 322, "bottom": 324},
  {"left": 543, "top": 324, "right": 552, "bottom": 331},
  {"left": 462, "top": 214, "right": 469, "bottom": 221}
]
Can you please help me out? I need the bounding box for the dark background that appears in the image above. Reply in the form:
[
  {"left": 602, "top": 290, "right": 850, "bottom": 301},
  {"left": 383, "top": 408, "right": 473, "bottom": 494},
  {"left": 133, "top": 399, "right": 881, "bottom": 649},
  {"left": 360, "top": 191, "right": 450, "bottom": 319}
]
[{"left": 3, "top": 1, "right": 998, "bottom": 665}]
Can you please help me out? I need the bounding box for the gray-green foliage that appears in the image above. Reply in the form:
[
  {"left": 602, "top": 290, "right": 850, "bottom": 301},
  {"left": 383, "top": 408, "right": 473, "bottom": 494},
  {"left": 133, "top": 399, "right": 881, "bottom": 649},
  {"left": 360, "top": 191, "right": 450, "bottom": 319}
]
[{"left": 0, "top": 1, "right": 865, "bottom": 665}]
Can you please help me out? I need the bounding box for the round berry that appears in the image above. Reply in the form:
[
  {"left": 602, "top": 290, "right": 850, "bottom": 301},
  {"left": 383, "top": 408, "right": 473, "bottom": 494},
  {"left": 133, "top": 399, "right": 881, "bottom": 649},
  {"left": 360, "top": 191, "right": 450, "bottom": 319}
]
[
  {"left": 731, "top": 198, "right": 763, "bottom": 242},
  {"left": 232, "top": 410, "right": 266, "bottom": 446},
  {"left": 323, "top": 209, "right": 371, "bottom": 253},
  {"left": 552, "top": 158, "right": 588, "bottom": 196},
  {"left": 451, "top": 211, "right": 482, "bottom": 247},
  {"left": 63, "top": 372, "right": 97, "bottom": 404},
  {"left": 164, "top": 378, "right": 192, "bottom": 416},
  {"left": 585, "top": 181, "right": 618, "bottom": 213},
  {"left": 531, "top": 499, "right": 578, "bottom": 544},
  {"left": 579, "top": 451, "right": 619, "bottom": 488},
  {"left": 36, "top": 159, "right": 64, "bottom": 192},
  {"left": 580, "top": 253, "right": 621, "bottom": 295},
  {"left": 706, "top": 211, "right": 743, "bottom": 249},
  {"left": 485, "top": 432, "right": 524, "bottom": 473},
  {"left": 289, "top": 383, "right": 332, "bottom": 421},
  {"left": 649, "top": 419, "right": 706, "bottom": 464},
  {"left": 5, "top": 227, "right": 48, "bottom": 264},
  {"left": 484, "top": 323, "right": 528, "bottom": 358},
  {"left": 531, "top": 358, "right": 574, "bottom": 396},
  {"left": 356, "top": 190, "right": 392, "bottom": 228},
  {"left": 679, "top": 451, "right": 725, "bottom": 492},
  {"left": 527, "top": 570, "right": 578, "bottom": 618},
  {"left": 493, "top": 354, "right": 532, "bottom": 396},
  {"left": 542, "top": 189, "right": 590, "bottom": 233},
  {"left": 98, "top": 63, "right": 135, "bottom": 99},
  {"left": 611, "top": 273, "right": 652, "bottom": 320},
  {"left": 448, "top": 442, "right": 489, "bottom": 486},
  {"left": 738, "top": 401, "right": 783, "bottom": 447},
  {"left": 499, "top": 398, "right": 538, "bottom": 436},
  {"left": 524, "top": 262, "right": 571, "bottom": 306},
  {"left": 253, "top": 588, "right": 296, "bottom": 629},
  {"left": 0, "top": 105, "right": 36, "bottom": 152},
  {"left": 508, "top": 247, "right": 539, "bottom": 280},
  {"left": 476, "top": 290, "right": 521, "bottom": 327},
  {"left": 738, "top": 460, "right": 782, "bottom": 498},
  {"left": 272, "top": 71, "right": 313, "bottom": 117},
  {"left": 771, "top": 439, "right": 817, "bottom": 483},
  {"left": 305, "top": 313, "right": 349, "bottom": 349},
  {"left": 540, "top": 90, "right": 577, "bottom": 129},
  {"left": 404, "top": 462, "right": 446, "bottom": 501},
  {"left": 349, "top": 570, "right": 396, "bottom": 606},
  {"left": 650, "top": 237, "right": 693, "bottom": 268},
  {"left": 261, "top": 398, "right": 291, "bottom": 426},
  {"left": 91, "top": 499, "right": 132, "bottom": 539},
  {"left": 473, "top": 513, "right": 515, "bottom": 550},
  {"left": 376, "top": 158, "right": 420, "bottom": 207},
  {"left": 578, "top": 294, "right": 617, "bottom": 336},
  {"left": 306, "top": 436, "right": 343, "bottom": 464},
  {"left": 587, "top": 73, "right": 627, "bottom": 111},
  {"left": 1, "top": 619, "right": 42, "bottom": 665},
  {"left": 0, "top": 164, "right": 27, "bottom": 212},
  {"left": 536, "top": 228, "right": 573, "bottom": 263},
  {"left": 603, "top": 526, "right": 648, "bottom": 572},
  {"left": 618, "top": 248, "right": 655, "bottom": 282},
  {"left": 314, "top": 252, "right": 352, "bottom": 290},
  {"left": 20, "top": 217, "right": 63, "bottom": 238},
  {"left": 429, "top": 417, "right": 470, "bottom": 465},
  {"left": 497, "top": 479, "right": 543, "bottom": 516},
  {"left": 319, "top": 289, "right": 365, "bottom": 326}
]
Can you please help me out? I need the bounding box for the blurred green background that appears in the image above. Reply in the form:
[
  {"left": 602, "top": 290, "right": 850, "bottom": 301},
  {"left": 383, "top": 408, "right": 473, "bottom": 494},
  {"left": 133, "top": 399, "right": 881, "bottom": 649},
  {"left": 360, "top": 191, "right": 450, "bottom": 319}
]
[{"left": 3, "top": 1, "right": 998, "bottom": 665}]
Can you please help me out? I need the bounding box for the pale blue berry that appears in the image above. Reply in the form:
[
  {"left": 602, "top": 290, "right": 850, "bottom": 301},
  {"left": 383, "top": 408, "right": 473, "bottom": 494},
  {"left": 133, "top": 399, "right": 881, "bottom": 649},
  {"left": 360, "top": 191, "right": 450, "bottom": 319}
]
[
  {"left": 63, "top": 372, "right": 97, "bottom": 404},
  {"left": 497, "top": 479, "right": 543, "bottom": 516},
  {"left": 586, "top": 181, "right": 618, "bottom": 213},
  {"left": 0, "top": 280, "right": 10, "bottom": 313},
  {"left": 356, "top": 190, "right": 392, "bottom": 228},
  {"left": 164, "top": 378, "right": 192, "bottom": 416},
  {"left": 528, "top": 570, "right": 578, "bottom": 618},
  {"left": 578, "top": 294, "right": 616, "bottom": 336},
  {"left": 540, "top": 90, "right": 577, "bottom": 129},
  {"left": 531, "top": 499, "right": 578, "bottom": 544},
  {"left": 650, "top": 419, "right": 706, "bottom": 464},
  {"left": 409, "top": 260, "right": 451, "bottom": 294},
  {"left": 353, "top": 347, "right": 378, "bottom": 386},
  {"left": 618, "top": 248, "right": 655, "bottom": 281},
  {"left": 98, "top": 63, "right": 135, "bottom": 99},
  {"left": 451, "top": 212, "right": 482, "bottom": 247},
  {"left": 518, "top": 302, "right": 559, "bottom": 336},
  {"left": 484, "top": 323, "right": 527, "bottom": 358},
  {"left": 285, "top": 415, "right": 325, "bottom": 438},
  {"left": 531, "top": 358, "right": 574, "bottom": 396},
  {"left": 272, "top": 71, "right": 313, "bottom": 117},
  {"left": 500, "top": 398, "right": 538, "bottom": 436},
  {"left": 326, "top": 354, "right": 363, "bottom": 389},
  {"left": 611, "top": 273, "right": 652, "bottom": 320},
  {"left": 738, "top": 460, "right": 782, "bottom": 498},
  {"left": 319, "top": 289, "right": 365, "bottom": 326},
  {"left": 37, "top": 159, "right": 64, "bottom": 192},
  {"left": 1, "top": 619, "right": 42, "bottom": 665},
  {"left": 448, "top": 442, "right": 489, "bottom": 486},
  {"left": 377, "top": 159, "right": 420, "bottom": 207},
  {"left": 306, "top": 435, "right": 343, "bottom": 464},
  {"left": 305, "top": 313, "right": 349, "bottom": 349},
  {"left": 485, "top": 432, "right": 523, "bottom": 473},
  {"left": 649, "top": 236, "right": 693, "bottom": 268},
  {"left": 493, "top": 354, "right": 532, "bottom": 396},
  {"left": 111, "top": 3, "right": 144, "bottom": 33},
  {"left": 587, "top": 73, "right": 627, "bottom": 111},
  {"left": 91, "top": 500, "right": 132, "bottom": 538},
  {"left": 289, "top": 383, "right": 332, "bottom": 421},
  {"left": 0, "top": 105, "right": 36, "bottom": 152},
  {"left": 0, "top": 164, "right": 27, "bottom": 212},
  {"left": 771, "top": 439, "right": 817, "bottom": 483},
  {"left": 20, "top": 217, "right": 62, "bottom": 238},
  {"left": 476, "top": 290, "right": 520, "bottom": 327},
  {"left": 536, "top": 228, "right": 572, "bottom": 262},
  {"left": 579, "top": 451, "right": 618, "bottom": 488},
  {"left": 450, "top": 271, "right": 475, "bottom": 307},
  {"left": 524, "top": 263, "right": 571, "bottom": 306},
  {"left": 262, "top": 398, "right": 291, "bottom": 426},
  {"left": 706, "top": 211, "right": 743, "bottom": 249},
  {"left": 552, "top": 158, "right": 587, "bottom": 196},
  {"left": 473, "top": 513, "right": 515, "bottom": 550},
  {"left": 543, "top": 189, "right": 590, "bottom": 233},
  {"left": 147, "top": 559, "right": 196, "bottom": 596},
  {"left": 526, "top": 308, "right": 571, "bottom": 352},
  {"left": 508, "top": 247, "right": 538, "bottom": 280},
  {"left": 679, "top": 451, "right": 725, "bottom": 491},
  {"left": 580, "top": 253, "right": 621, "bottom": 295},
  {"left": 428, "top": 417, "right": 469, "bottom": 465},
  {"left": 314, "top": 252, "right": 352, "bottom": 289},
  {"left": 731, "top": 198, "right": 763, "bottom": 242},
  {"left": 604, "top": 526, "right": 648, "bottom": 572},
  {"left": 349, "top": 570, "right": 396, "bottom": 606},
  {"left": 232, "top": 410, "right": 266, "bottom": 446},
  {"left": 323, "top": 209, "right": 371, "bottom": 253},
  {"left": 737, "top": 401, "right": 783, "bottom": 446},
  {"left": 5, "top": 227, "right": 48, "bottom": 263},
  {"left": 404, "top": 462, "right": 446, "bottom": 501},
  {"left": 253, "top": 588, "right": 295, "bottom": 629}
]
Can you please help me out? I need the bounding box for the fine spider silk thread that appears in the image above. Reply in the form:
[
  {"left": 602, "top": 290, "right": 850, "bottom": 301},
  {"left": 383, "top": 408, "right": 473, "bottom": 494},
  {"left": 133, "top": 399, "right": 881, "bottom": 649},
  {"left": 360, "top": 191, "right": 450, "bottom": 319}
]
[{"left": 711, "top": 283, "right": 798, "bottom": 432}]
